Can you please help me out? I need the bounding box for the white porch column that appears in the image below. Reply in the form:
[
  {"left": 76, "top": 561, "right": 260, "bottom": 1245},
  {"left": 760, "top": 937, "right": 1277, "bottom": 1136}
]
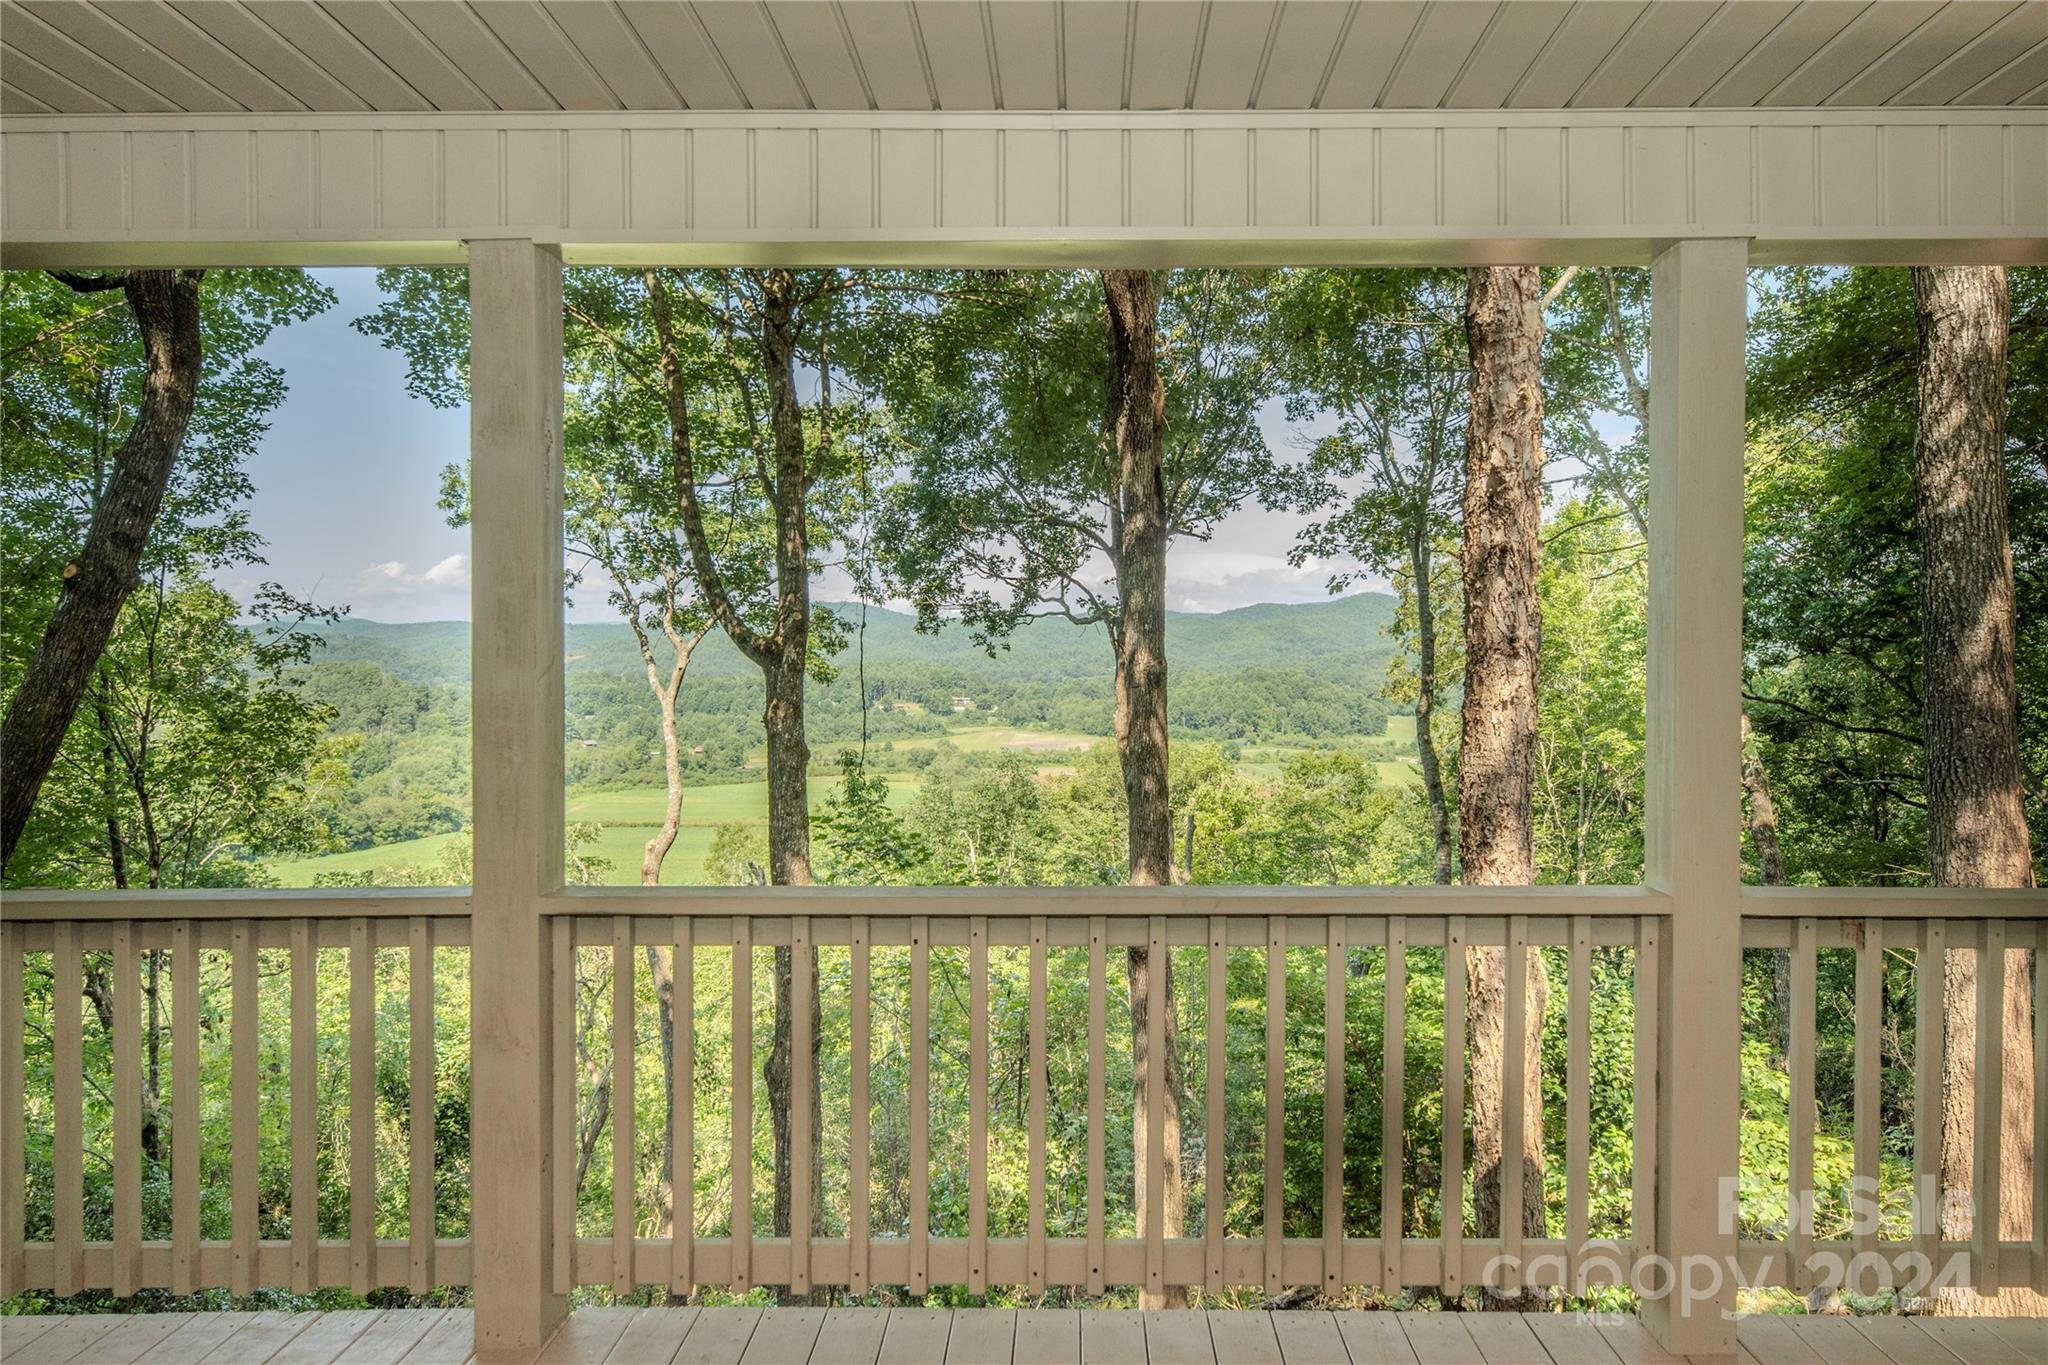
[
  {"left": 1641, "top": 236, "right": 1748, "bottom": 1359},
  {"left": 467, "top": 238, "right": 568, "bottom": 1359}
]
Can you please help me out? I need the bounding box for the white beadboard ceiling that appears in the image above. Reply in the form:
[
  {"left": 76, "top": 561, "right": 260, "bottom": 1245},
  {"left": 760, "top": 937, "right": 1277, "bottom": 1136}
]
[{"left": 1, "top": 0, "right": 2043, "bottom": 117}]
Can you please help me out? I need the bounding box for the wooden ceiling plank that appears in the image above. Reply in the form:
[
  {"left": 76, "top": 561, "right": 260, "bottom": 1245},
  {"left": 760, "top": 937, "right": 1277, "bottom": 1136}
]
[
  {"left": 242, "top": 0, "right": 431, "bottom": 108},
  {"left": 175, "top": 0, "right": 367, "bottom": 109},
  {"left": 1762, "top": 0, "right": 1943, "bottom": 104},
  {"left": 1061, "top": 0, "right": 1129, "bottom": 109},
  {"left": 616, "top": 1, "right": 746, "bottom": 108},
  {"left": 546, "top": 1, "right": 684, "bottom": 108},
  {"left": 1316, "top": 0, "right": 1423, "bottom": 108},
  {"left": 468, "top": 0, "right": 620, "bottom": 110},
  {"left": 1191, "top": 0, "right": 1278, "bottom": 110},
  {"left": 393, "top": 1, "right": 553, "bottom": 109},
  {"left": 1896, "top": 2, "right": 2048, "bottom": 104},
  {"left": 1253, "top": 0, "right": 1351, "bottom": 109},
  {"left": 910, "top": 0, "right": 992, "bottom": 110},
  {"left": 0, "top": 44, "right": 118, "bottom": 112},
  {"left": 765, "top": 1, "right": 871, "bottom": 110},
  {"left": 837, "top": 0, "right": 931, "bottom": 109},
  {"left": 694, "top": 1, "right": 810, "bottom": 108},
  {"left": 1, "top": 77, "right": 56, "bottom": 111},
  {"left": 1953, "top": 37, "right": 2047, "bottom": 103},
  {"left": 1830, "top": 0, "right": 2022, "bottom": 105},
  {"left": 1635, "top": 0, "right": 1802, "bottom": 107},
  {"left": 1506, "top": 1, "right": 1646, "bottom": 107},
  {"left": 95, "top": 0, "right": 307, "bottom": 111},
  {"left": 20, "top": 0, "right": 239, "bottom": 109},
  {"left": 6, "top": 2, "right": 181, "bottom": 110},
  {"left": 320, "top": 1, "right": 492, "bottom": 109},
  {"left": 988, "top": 0, "right": 1057, "bottom": 109},
  {"left": 1382, "top": 0, "right": 1499, "bottom": 109},
  {"left": 1571, "top": 0, "right": 1720, "bottom": 108},
  {"left": 1697, "top": 0, "right": 1868, "bottom": 106},
  {"left": 1126, "top": 0, "right": 1203, "bottom": 109},
  {"left": 1443, "top": 0, "right": 1571, "bottom": 109}
]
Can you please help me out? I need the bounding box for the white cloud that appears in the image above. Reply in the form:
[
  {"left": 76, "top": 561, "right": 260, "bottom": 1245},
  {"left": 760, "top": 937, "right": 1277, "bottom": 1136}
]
[
  {"left": 330, "top": 553, "right": 473, "bottom": 620},
  {"left": 421, "top": 553, "right": 469, "bottom": 586},
  {"left": 356, "top": 554, "right": 468, "bottom": 592}
]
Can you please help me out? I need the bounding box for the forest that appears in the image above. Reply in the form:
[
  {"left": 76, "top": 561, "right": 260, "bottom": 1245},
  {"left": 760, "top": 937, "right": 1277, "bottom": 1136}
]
[{"left": 1, "top": 262, "right": 2042, "bottom": 1320}]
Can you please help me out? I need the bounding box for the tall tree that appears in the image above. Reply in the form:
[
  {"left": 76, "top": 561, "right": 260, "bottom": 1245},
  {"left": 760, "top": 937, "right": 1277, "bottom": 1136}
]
[
  {"left": 880, "top": 267, "right": 1278, "bottom": 1305},
  {"left": 640, "top": 268, "right": 860, "bottom": 1271},
  {"left": 1, "top": 270, "right": 204, "bottom": 871},
  {"left": 358, "top": 265, "right": 866, "bottom": 1266},
  {"left": 5, "top": 266, "right": 334, "bottom": 883},
  {"left": 1913, "top": 265, "right": 2040, "bottom": 1316},
  {"left": 1274, "top": 270, "right": 1467, "bottom": 883},
  {"left": 1099, "top": 269, "right": 1183, "bottom": 1306},
  {"left": 1460, "top": 266, "right": 1552, "bottom": 1278}
]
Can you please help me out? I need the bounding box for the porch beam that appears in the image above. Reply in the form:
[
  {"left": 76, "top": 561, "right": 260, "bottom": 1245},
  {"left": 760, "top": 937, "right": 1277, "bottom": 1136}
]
[
  {"left": 1641, "top": 237, "right": 1749, "bottom": 1358},
  {"left": 1, "top": 110, "right": 2039, "bottom": 270},
  {"left": 466, "top": 237, "right": 567, "bottom": 1360}
]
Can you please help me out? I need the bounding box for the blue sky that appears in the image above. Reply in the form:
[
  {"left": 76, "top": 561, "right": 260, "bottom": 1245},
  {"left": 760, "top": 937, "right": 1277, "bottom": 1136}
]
[
  {"left": 220, "top": 268, "right": 1407, "bottom": 623},
  {"left": 220, "top": 270, "right": 475, "bottom": 622}
]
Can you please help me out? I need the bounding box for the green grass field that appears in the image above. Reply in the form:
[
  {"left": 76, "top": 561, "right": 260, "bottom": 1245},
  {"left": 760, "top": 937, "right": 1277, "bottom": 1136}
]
[
  {"left": 269, "top": 830, "right": 470, "bottom": 886},
  {"left": 562, "top": 774, "right": 926, "bottom": 828},
  {"left": 274, "top": 720, "right": 1417, "bottom": 887},
  {"left": 750, "top": 725, "right": 1100, "bottom": 767},
  {"left": 275, "top": 775, "right": 925, "bottom": 887}
]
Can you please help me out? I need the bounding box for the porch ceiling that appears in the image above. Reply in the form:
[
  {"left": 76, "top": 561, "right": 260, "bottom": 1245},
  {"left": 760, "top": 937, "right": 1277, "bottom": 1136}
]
[{"left": 2, "top": 0, "right": 2044, "bottom": 119}]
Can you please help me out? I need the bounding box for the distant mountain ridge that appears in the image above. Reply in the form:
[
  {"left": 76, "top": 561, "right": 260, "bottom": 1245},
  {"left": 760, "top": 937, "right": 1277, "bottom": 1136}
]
[{"left": 307, "top": 592, "right": 1404, "bottom": 692}]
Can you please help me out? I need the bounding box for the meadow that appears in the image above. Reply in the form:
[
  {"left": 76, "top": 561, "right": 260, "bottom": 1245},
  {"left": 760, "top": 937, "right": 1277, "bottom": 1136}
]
[{"left": 274, "top": 723, "right": 1418, "bottom": 887}]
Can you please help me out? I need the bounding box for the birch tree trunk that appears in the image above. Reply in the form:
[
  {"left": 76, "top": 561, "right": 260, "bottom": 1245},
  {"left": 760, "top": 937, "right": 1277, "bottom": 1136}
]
[
  {"left": 1460, "top": 267, "right": 1552, "bottom": 1300},
  {"left": 1102, "top": 267, "right": 1186, "bottom": 1307},
  {"left": 1912, "top": 265, "right": 2040, "bottom": 1317}
]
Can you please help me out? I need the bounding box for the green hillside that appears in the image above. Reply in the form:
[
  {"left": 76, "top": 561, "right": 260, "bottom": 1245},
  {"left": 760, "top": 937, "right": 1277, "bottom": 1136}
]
[
  {"left": 310, "top": 592, "right": 1403, "bottom": 690},
  {"left": 283, "top": 592, "right": 1417, "bottom": 880}
]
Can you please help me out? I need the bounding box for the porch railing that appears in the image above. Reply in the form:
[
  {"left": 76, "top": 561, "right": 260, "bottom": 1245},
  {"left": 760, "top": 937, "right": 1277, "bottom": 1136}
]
[
  {"left": 1737, "top": 893, "right": 2047, "bottom": 1298},
  {"left": 1, "top": 890, "right": 472, "bottom": 1300},
  {"left": 542, "top": 894, "right": 1665, "bottom": 1299},
  {"left": 8, "top": 884, "right": 2035, "bottom": 1311}
]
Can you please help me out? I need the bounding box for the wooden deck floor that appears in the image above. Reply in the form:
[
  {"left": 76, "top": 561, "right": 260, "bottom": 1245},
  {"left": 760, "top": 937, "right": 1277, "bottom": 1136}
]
[{"left": 1, "top": 1307, "right": 2042, "bottom": 1365}]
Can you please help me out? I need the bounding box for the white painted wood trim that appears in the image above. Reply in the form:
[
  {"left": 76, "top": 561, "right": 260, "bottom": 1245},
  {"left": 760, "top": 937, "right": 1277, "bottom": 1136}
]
[
  {"left": 1639, "top": 237, "right": 1749, "bottom": 1358},
  {"left": 1, "top": 110, "right": 2039, "bottom": 266},
  {"left": 466, "top": 237, "right": 567, "bottom": 1359}
]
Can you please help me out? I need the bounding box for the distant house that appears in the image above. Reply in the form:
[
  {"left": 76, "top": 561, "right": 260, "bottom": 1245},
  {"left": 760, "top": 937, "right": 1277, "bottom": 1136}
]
[{"left": 951, "top": 695, "right": 973, "bottom": 711}]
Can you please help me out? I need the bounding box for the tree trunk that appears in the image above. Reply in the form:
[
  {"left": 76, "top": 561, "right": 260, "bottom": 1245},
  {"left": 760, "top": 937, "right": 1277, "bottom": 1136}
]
[
  {"left": 759, "top": 274, "right": 820, "bottom": 1297},
  {"left": 1460, "top": 266, "right": 1552, "bottom": 1300},
  {"left": 1740, "top": 711, "right": 1787, "bottom": 889},
  {"left": 1750, "top": 703, "right": 1817, "bottom": 1323},
  {"left": 1744, "top": 709, "right": 1797, "bottom": 1068},
  {"left": 648, "top": 268, "right": 821, "bottom": 1293},
  {"left": 630, "top": 632, "right": 693, "bottom": 1243},
  {"left": 1912, "top": 265, "right": 2040, "bottom": 1316},
  {"left": 1411, "top": 533, "right": 1453, "bottom": 885},
  {"left": 762, "top": 656, "right": 813, "bottom": 889},
  {"left": 1102, "top": 267, "right": 1187, "bottom": 1308},
  {"left": 1, "top": 270, "right": 205, "bottom": 873}
]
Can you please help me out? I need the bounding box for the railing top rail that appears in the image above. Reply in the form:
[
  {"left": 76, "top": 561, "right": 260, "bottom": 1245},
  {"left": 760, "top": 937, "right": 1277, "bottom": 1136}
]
[
  {"left": 5, "top": 883, "right": 2034, "bottom": 922},
  {"left": 545, "top": 884, "right": 1672, "bottom": 916},
  {"left": 0, "top": 887, "right": 472, "bottom": 922},
  {"left": 1740, "top": 885, "right": 2048, "bottom": 917}
]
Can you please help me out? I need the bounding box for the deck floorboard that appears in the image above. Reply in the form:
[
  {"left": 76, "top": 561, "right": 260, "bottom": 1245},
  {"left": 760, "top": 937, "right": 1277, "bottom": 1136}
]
[{"left": 6, "top": 1307, "right": 2039, "bottom": 1364}]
